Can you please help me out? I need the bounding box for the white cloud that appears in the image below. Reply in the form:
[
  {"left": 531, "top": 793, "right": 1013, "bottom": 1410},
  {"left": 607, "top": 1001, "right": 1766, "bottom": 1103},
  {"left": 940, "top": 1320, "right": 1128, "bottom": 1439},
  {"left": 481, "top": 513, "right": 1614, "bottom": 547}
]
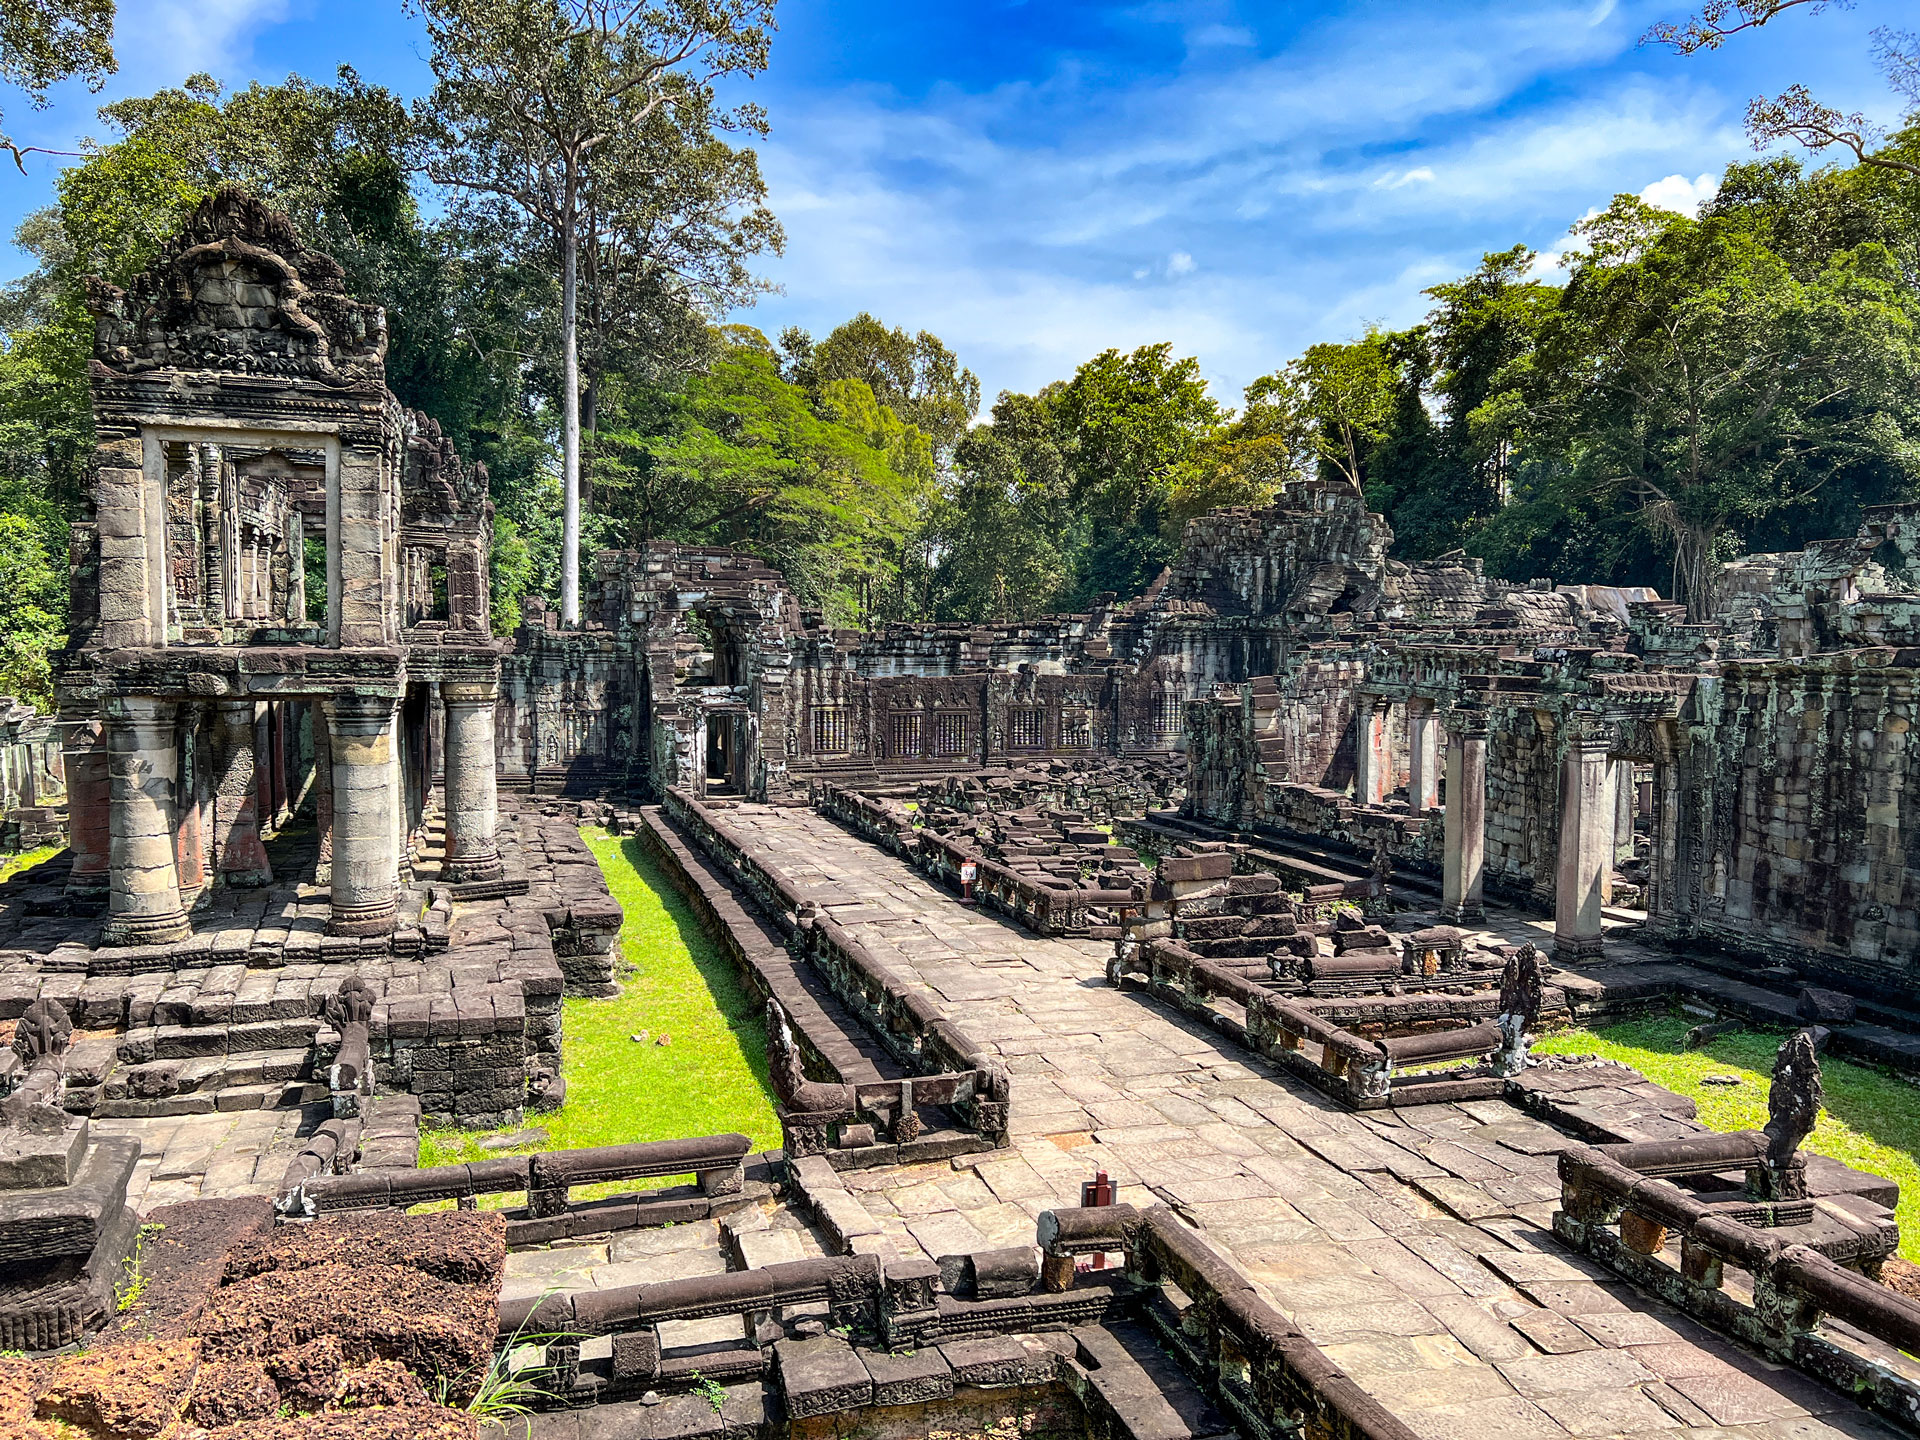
[
  {"left": 113, "top": 0, "right": 291, "bottom": 86},
  {"left": 1639, "top": 171, "right": 1721, "bottom": 214},
  {"left": 747, "top": 0, "right": 1758, "bottom": 402}
]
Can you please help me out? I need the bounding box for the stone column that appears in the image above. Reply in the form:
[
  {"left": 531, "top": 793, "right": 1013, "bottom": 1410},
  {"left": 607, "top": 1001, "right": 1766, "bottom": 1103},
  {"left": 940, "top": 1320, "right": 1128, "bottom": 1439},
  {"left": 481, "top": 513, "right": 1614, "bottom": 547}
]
[
  {"left": 62, "top": 714, "right": 110, "bottom": 899},
  {"left": 173, "top": 704, "right": 206, "bottom": 898},
  {"left": 1441, "top": 716, "right": 1487, "bottom": 923},
  {"left": 1407, "top": 699, "right": 1440, "bottom": 814},
  {"left": 269, "top": 703, "right": 289, "bottom": 825},
  {"left": 1614, "top": 758, "right": 1637, "bottom": 863},
  {"left": 441, "top": 680, "right": 504, "bottom": 882},
  {"left": 210, "top": 699, "right": 272, "bottom": 887},
  {"left": 323, "top": 694, "right": 399, "bottom": 936},
  {"left": 102, "top": 696, "right": 192, "bottom": 946},
  {"left": 1353, "top": 698, "right": 1388, "bottom": 807},
  {"left": 1647, "top": 725, "right": 1684, "bottom": 933},
  {"left": 313, "top": 705, "right": 333, "bottom": 885},
  {"left": 1554, "top": 734, "right": 1614, "bottom": 962}
]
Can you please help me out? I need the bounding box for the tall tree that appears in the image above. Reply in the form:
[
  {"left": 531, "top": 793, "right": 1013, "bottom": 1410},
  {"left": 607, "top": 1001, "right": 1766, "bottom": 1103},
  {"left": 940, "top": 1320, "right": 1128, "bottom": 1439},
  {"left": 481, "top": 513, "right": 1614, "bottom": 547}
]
[
  {"left": 413, "top": 0, "right": 776, "bottom": 625},
  {"left": 1, "top": 0, "right": 115, "bottom": 169},
  {"left": 1530, "top": 196, "right": 1920, "bottom": 617},
  {"left": 1288, "top": 332, "right": 1396, "bottom": 491},
  {"left": 1050, "top": 343, "right": 1222, "bottom": 603}
]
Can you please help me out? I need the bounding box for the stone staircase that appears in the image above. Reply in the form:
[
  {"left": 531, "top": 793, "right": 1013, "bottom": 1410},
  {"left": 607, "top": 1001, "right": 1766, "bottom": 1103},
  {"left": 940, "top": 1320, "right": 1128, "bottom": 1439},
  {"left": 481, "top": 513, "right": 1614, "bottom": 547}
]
[{"left": 57, "top": 961, "right": 340, "bottom": 1118}]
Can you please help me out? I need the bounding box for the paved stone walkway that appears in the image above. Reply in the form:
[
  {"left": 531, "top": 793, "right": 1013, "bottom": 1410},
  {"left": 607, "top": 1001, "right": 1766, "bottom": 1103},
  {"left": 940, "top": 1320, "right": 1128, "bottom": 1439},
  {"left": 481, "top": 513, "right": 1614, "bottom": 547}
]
[
  {"left": 100, "top": 1103, "right": 322, "bottom": 1212},
  {"left": 727, "top": 802, "right": 1905, "bottom": 1440}
]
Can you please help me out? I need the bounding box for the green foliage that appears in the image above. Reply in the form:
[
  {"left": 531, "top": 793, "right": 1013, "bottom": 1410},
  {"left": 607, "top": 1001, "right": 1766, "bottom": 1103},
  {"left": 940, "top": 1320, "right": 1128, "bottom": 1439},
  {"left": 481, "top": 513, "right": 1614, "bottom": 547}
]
[
  {"left": 781, "top": 312, "right": 982, "bottom": 454},
  {"left": 0, "top": 511, "right": 64, "bottom": 705},
  {"left": 693, "top": 1372, "right": 727, "bottom": 1413},
  {"left": 594, "top": 332, "right": 937, "bottom": 625},
  {"left": 114, "top": 1221, "right": 166, "bottom": 1313},
  {"left": 1050, "top": 343, "right": 1224, "bottom": 604},
  {"left": 0, "top": 0, "right": 116, "bottom": 169}
]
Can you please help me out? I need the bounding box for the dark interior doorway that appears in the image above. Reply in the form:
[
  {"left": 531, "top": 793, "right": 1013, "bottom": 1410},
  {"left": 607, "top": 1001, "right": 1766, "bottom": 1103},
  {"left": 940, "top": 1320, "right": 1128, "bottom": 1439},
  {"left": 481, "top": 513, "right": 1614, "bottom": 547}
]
[{"left": 706, "top": 713, "right": 742, "bottom": 795}]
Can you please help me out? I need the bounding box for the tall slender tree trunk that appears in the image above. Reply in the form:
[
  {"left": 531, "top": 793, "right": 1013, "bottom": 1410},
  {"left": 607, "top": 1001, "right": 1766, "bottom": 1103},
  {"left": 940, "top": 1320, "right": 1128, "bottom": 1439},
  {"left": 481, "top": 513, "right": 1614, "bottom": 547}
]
[{"left": 561, "top": 154, "right": 582, "bottom": 628}]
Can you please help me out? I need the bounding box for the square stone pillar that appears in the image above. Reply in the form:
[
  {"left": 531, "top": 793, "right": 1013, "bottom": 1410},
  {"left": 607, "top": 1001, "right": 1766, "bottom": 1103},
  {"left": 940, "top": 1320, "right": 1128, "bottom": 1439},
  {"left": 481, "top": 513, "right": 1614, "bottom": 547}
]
[
  {"left": 323, "top": 694, "right": 400, "bottom": 936},
  {"left": 173, "top": 704, "right": 206, "bottom": 898},
  {"left": 61, "top": 713, "right": 110, "bottom": 900},
  {"left": 1614, "top": 758, "right": 1637, "bottom": 864},
  {"left": 313, "top": 706, "right": 333, "bottom": 886},
  {"left": 1555, "top": 735, "right": 1614, "bottom": 962},
  {"left": 102, "top": 696, "right": 192, "bottom": 947},
  {"left": 1408, "top": 699, "right": 1440, "bottom": 814},
  {"left": 210, "top": 699, "right": 272, "bottom": 887},
  {"left": 1441, "top": 717, "right": 1487, "bottom": 923},
  {"left": 1354, "top": 698, "right": 1388, "bottom": 807},
  {"left": 441, "top": 680, "right": 504, "bottom": 882}
]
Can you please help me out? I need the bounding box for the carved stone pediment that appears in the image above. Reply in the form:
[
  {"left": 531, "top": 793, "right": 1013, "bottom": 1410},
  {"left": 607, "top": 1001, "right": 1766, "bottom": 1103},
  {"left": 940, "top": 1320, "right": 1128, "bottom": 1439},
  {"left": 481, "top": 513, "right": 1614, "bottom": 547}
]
[{"left": 86, "top": 188, "right": 387, "bottom": 383}]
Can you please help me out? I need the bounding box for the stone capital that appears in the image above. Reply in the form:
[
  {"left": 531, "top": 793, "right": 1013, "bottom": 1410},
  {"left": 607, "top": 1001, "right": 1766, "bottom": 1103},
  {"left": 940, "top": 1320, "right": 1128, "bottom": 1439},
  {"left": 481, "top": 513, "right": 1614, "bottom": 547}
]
[
  {"left": 440, "top": 679, "right": 500, "bottom": 708},
  {"left": 322, "top": 693, "right": 397, "bottom": 731}
]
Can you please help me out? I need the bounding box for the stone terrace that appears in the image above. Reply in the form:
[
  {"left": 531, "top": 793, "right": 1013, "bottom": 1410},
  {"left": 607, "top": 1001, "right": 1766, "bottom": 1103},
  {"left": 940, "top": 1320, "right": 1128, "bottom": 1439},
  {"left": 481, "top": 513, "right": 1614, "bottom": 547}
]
[{"left": 716, "top": 801, "right": 1909, "bottom": 1440}]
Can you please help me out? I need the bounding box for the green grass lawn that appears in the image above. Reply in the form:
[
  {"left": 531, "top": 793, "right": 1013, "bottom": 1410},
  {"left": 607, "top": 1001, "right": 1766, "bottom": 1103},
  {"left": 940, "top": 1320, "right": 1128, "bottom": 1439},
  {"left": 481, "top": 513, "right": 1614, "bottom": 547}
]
[
  {"left": 0, "top": 845, "right": 59, "bottom": 884},
  {"left": 418, "top": 826, "right": 780, "bottom": 1181},
  {"left": 1536, "top": 1012, "right": 1920, "bottom": 1261}
]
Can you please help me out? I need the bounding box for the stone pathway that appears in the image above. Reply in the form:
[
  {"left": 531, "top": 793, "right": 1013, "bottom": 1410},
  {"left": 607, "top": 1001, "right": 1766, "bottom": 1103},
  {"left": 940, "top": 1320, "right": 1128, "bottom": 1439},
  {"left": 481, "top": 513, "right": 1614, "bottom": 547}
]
[
  {"left": 99, "top": 1103, "right": 324, "bottom": 1213},
  {"left": 725, "top": 802, "right": 1904, "bottom": 1440}
]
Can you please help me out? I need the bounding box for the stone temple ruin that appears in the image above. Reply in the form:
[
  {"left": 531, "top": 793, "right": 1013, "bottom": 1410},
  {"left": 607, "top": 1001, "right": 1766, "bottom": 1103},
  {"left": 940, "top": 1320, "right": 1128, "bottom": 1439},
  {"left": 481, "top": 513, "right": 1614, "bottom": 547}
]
[{"left": 4, "top": 190, "right": 1920, "bottom": 1438}]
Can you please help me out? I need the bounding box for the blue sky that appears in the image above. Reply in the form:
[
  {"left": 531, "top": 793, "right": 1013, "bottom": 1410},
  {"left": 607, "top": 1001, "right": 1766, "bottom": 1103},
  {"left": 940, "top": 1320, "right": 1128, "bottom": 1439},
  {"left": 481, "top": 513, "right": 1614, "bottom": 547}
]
[{"left": 1, "top": 0, "right": 1906, "bottom": 406}]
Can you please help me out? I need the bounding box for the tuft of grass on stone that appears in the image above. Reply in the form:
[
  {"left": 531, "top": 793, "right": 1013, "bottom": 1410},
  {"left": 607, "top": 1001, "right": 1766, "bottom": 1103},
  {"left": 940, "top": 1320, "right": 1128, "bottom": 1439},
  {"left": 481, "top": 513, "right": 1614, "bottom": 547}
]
[
  {"left": 1536, "top": 1012, "right": 1920, "bottom": 1260},
  {"left": 418, "top": 827, "right": 780, "bottom": 1180}
]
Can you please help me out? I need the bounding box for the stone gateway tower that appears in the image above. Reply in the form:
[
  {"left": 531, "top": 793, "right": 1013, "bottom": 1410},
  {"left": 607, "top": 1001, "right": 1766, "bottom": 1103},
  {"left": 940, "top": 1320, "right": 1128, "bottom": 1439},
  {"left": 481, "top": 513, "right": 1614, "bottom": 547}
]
[{"left": 61, "top": 189, "right": 504, "bottom": 946}]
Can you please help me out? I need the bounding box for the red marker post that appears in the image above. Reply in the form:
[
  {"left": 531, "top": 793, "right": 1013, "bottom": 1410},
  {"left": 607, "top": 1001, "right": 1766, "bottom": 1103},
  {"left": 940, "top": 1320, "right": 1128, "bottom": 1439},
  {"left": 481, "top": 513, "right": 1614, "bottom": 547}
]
[
  {"left": 959, "top": 857, "right": 977, "bottom": 904},
  {"left": 1080, "top": 1169, "right": 1115, "bottom": 1270}
]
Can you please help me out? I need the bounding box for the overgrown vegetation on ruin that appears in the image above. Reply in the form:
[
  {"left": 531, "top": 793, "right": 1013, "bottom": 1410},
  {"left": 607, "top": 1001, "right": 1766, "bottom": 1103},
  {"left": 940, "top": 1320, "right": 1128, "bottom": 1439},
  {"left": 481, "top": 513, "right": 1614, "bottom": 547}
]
[
  {"left": 420, "top": 827, "right": 779, "bottom": 1172},
  {"left": 1537, "top": 1013, "right": 1920, "bottom": 1261},
  {"left": 0, "top": 2, "right": 1918, "bottom": 688}
]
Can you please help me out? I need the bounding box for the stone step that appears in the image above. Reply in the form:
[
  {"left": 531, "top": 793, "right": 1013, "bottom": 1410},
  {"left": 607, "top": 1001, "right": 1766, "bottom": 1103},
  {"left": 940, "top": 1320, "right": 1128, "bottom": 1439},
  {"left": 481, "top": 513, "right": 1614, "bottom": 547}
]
[
  {"left": 117, "top": 1016, "right": 323, "bottom": 1063},
  {"left": 86, "top": 1079, "right": 328, "bottom": 1119},
  {"left": 73, "top": 1041, "right": 325, "bottom": 1117}
]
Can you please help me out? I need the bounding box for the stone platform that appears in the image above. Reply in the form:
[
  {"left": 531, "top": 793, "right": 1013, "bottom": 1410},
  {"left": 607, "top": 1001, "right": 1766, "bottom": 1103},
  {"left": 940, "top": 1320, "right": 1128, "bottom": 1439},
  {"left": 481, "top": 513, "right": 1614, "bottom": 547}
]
[{"left": 686, "top": 801, "right": 1909, "bottom": 1440}]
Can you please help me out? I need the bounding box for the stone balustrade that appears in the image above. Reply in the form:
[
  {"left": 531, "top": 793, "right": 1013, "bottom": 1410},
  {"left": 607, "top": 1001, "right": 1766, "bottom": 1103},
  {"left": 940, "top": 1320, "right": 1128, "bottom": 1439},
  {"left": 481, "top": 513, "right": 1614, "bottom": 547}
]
[
  {"left": 285, "top": 1132, "right": 754, "bottom": 1237},
  {"left": 1116, "top": 935, "right": 1513, "bottom": 1110},
  {"left": 1553, "top": 1137, "right": 1920, "bottom": 1424},
  {"left": 659, "top": 787, "right": 1011, "bottom": 1148},
  {"left": 814, "top": 778, "right": 1142, "bottom": 937}
]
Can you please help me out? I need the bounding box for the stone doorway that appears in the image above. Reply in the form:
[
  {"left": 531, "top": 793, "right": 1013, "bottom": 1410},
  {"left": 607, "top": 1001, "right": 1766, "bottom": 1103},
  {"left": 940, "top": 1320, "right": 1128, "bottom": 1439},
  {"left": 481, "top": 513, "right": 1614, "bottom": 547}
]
[{"left": 705, "top": 713, "right": 744, "bottom": 795}]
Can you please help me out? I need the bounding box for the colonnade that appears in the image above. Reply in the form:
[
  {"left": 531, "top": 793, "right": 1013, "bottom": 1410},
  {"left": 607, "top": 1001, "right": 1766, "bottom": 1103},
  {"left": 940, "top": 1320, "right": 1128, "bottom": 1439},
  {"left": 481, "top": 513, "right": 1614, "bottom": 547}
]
[
  {"left": 71, "top": 677, "right": 503, "bottom": 947},
  {"left": 1351, "top": 692, "right": 1652, "bottom": 962}
]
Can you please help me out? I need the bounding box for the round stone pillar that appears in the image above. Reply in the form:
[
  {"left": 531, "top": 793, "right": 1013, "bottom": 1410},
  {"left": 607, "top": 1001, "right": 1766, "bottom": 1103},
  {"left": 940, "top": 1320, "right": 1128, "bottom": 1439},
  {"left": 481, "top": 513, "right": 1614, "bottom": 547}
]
[
  {"left": 323, "top": 694, "right": 400, "bottom": 936},
  {"left": 61, "top": 712, "right": 110, "bottom": 900},
  {"left": 441, "top": 680, "right": 503, "bottom": 883},
  {"left": 102, "top": 696, "right": 192, "bottom": 947}
]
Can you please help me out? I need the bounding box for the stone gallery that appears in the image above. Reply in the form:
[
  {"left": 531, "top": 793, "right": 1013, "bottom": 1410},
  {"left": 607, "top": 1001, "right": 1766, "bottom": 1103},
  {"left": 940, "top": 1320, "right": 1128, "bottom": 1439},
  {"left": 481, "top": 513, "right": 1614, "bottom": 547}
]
[{"left": 4, "top": 191, "right": 1920, "bottom": 1439}]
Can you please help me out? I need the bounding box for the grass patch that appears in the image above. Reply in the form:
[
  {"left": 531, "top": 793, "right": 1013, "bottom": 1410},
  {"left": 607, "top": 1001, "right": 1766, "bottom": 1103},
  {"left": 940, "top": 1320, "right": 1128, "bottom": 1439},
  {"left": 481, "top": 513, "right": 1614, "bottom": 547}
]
[
  {"left": 0, "top": 845, "right": 59, "bottom": 884},
  {"left": 418, "top": 826, "right": 780, "bottom": 1185},
  {"left": 1537, "top": 1012, "right": 1920, "bottom": 1260}
]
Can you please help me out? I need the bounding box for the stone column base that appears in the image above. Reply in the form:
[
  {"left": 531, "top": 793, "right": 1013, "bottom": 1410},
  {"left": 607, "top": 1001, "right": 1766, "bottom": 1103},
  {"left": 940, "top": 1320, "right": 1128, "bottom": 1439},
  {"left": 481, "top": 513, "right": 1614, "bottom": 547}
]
[
  {"left": 327, "top": 895, "right": 397, "bottom": 937},
  {"left": 1554, "top": 936, "right": 1606, "bottom": 964},
  {"left": 444, "top": 848, "right": 504, "bottom": 884},
  {"left": 1439, "top": 904, "right": 1484, "bottom": 925},
  {"left": 102, "top": 910, "right": 192, "bottom": 947}
]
